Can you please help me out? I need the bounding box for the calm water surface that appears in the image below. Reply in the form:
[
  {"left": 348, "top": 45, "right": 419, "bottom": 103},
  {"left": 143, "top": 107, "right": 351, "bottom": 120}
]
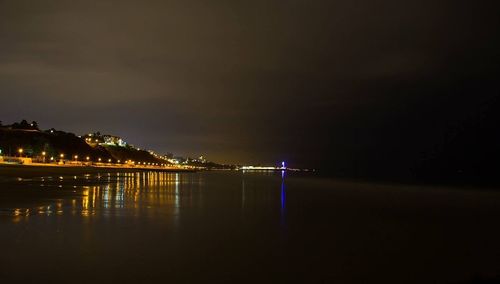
[{"left": 1, "top": 171, "right": 500, "bottom": 283}]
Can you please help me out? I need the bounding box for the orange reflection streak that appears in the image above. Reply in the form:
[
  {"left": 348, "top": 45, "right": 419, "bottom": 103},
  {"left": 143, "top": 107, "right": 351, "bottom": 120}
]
[
  {"left": 82, "top": 188, "right": 90, "bottom": 216},
  {"left": 7, "top": 172, "right": 202, "bottom": 221}
]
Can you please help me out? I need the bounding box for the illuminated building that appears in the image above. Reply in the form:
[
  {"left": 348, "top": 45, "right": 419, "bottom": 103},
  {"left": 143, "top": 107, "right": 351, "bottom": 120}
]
[{"left": 82, "top": 133, "right": 127, "bottom": 147}]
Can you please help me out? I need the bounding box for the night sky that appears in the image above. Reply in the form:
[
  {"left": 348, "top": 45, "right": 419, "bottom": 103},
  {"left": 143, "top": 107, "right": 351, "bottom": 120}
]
[{"left": 1, "top": 1, "right": 499, "bottom": 178}]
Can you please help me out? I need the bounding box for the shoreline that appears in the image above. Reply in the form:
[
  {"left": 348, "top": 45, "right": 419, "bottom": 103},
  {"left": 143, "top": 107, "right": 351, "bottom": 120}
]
[{"left": 0, "top": 163, "right": 196, "bottom": 178}]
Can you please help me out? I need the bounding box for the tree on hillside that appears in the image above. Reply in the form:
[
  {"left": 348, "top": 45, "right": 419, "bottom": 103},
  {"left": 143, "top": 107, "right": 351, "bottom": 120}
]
[
  {"left": 20, "top": 120, "right": 29, "bottom": 128},
  {"left": 11, "top": 120, "right": 38, "bottom": 130}
]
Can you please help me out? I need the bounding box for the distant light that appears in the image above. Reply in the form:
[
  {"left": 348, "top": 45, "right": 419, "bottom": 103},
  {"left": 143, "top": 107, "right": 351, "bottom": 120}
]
[
  {"left": 18, "top": 148, "right": 23, "bottom": 154},
  {"left": 108, "top": 159, "right": 111, "bottom": 162},
  {"left": 281, "top": 161, "right": 286, "bottom": 168},
  {"left": 60, "top": 154, "right": 64, "bottom": 158},
  {"left": 74, "top": 155, "right": 78, "bottom": 159},
  {"left": 98, "top": 158, "right": 102, "bottom": 162},
  {"left": 42, "top": 151, "right": 46, "bottom": 156},
  {"left": 86, "top": 156, "right": 90, "bottom": 161}
]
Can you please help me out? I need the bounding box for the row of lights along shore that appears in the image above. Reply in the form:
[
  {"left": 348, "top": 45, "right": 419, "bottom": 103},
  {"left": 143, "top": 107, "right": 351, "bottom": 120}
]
[{"left": 16, "top": 148, "right": 167, "bottom": 167}]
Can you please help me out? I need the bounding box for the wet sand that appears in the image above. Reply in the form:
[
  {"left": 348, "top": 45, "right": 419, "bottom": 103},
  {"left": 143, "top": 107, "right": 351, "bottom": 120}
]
[
  {"left": 1, "top": 171, "right": 500, "bottom": 283},
  {"left": 0, "top": 164, "right": 194, "bottom": 210}
]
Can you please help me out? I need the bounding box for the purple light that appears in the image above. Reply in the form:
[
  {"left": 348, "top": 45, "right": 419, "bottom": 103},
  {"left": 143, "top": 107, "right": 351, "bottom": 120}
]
[{"left": 281, "top": 161, "right": 286, "bottom": 168}]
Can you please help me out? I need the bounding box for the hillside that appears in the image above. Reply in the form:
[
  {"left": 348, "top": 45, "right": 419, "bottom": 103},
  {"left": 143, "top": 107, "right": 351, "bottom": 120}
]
[
  {"left": 104, "top": 145, "right": 165, "bottom": 164},
  {"left": 0, "top": 126, "right": 165, "bottom": 164}
]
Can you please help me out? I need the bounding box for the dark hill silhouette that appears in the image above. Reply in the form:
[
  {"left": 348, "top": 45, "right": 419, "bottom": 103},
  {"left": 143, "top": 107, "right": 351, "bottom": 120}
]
[
  {"left": 104, "top": 145, "right": 164, "bottom": 164},
  {"left": 0, "top": 122, "right": 165, "bottom": 164},
  {"left": 0, "top": 128, "right": 112, "bottom": 161}
]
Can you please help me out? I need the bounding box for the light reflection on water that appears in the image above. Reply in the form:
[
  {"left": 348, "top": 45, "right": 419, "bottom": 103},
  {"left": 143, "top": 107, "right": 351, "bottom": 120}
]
[
  {"left": 0, "top": 171, "right": 297, "bottom": 283},
  {"left": 2, "top": 171, "right": 500, "bottom": 283},
  {"left": 281, "top": 170, "right": 286, "bottom": 226},
  {"left": 4, "top": 172, "right": 208, "bottom": 220}
]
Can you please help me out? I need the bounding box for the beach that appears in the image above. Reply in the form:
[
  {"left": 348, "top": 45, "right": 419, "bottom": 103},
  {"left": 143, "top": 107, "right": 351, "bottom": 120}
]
[
  {"left": 1, "top": 171, "right": 500, "bottom": 283},
  {"left": 0, "top": 163, "right": 195, "bottom": 178}
]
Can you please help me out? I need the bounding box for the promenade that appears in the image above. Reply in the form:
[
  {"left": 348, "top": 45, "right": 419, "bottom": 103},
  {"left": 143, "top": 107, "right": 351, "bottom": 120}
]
[{"left": 0, "top": 160, "right": 196, "bottom": 178}]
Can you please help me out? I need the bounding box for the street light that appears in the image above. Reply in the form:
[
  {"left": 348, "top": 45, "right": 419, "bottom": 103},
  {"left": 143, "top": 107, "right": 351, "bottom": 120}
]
[
  {"left": 74, "top": 155, "right": 78, "bottom": 161},
  {"left": 18, "top": 148, "right": 23, "bottom": 157},
  {"left": 86, "top": 156, "right": 90, "bottom": 161},
  {"left": 42, "top": 151, "right": 46, "bottom": 163},
  {"left": 98, "top": 158, "right": 102, "bottom": 162}
]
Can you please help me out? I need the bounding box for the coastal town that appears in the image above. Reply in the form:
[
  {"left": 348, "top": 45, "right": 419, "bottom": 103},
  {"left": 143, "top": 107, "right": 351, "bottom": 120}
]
[
  {"left": 0, "top": 119, "right": 227, "bottom": 171},
  {"left": 0, "top": 119, "right": 300, "bottom": 172}
]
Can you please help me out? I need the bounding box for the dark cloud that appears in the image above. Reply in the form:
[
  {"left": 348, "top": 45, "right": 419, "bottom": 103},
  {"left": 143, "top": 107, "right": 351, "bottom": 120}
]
[{"left": 1, "top": 0, "right": 499, "bottom": 176}]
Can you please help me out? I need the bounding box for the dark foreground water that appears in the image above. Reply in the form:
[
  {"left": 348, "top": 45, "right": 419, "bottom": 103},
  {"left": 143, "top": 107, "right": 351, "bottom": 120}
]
[{"left": 1, "top": 171, "right": 500, "bottom": 283}]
